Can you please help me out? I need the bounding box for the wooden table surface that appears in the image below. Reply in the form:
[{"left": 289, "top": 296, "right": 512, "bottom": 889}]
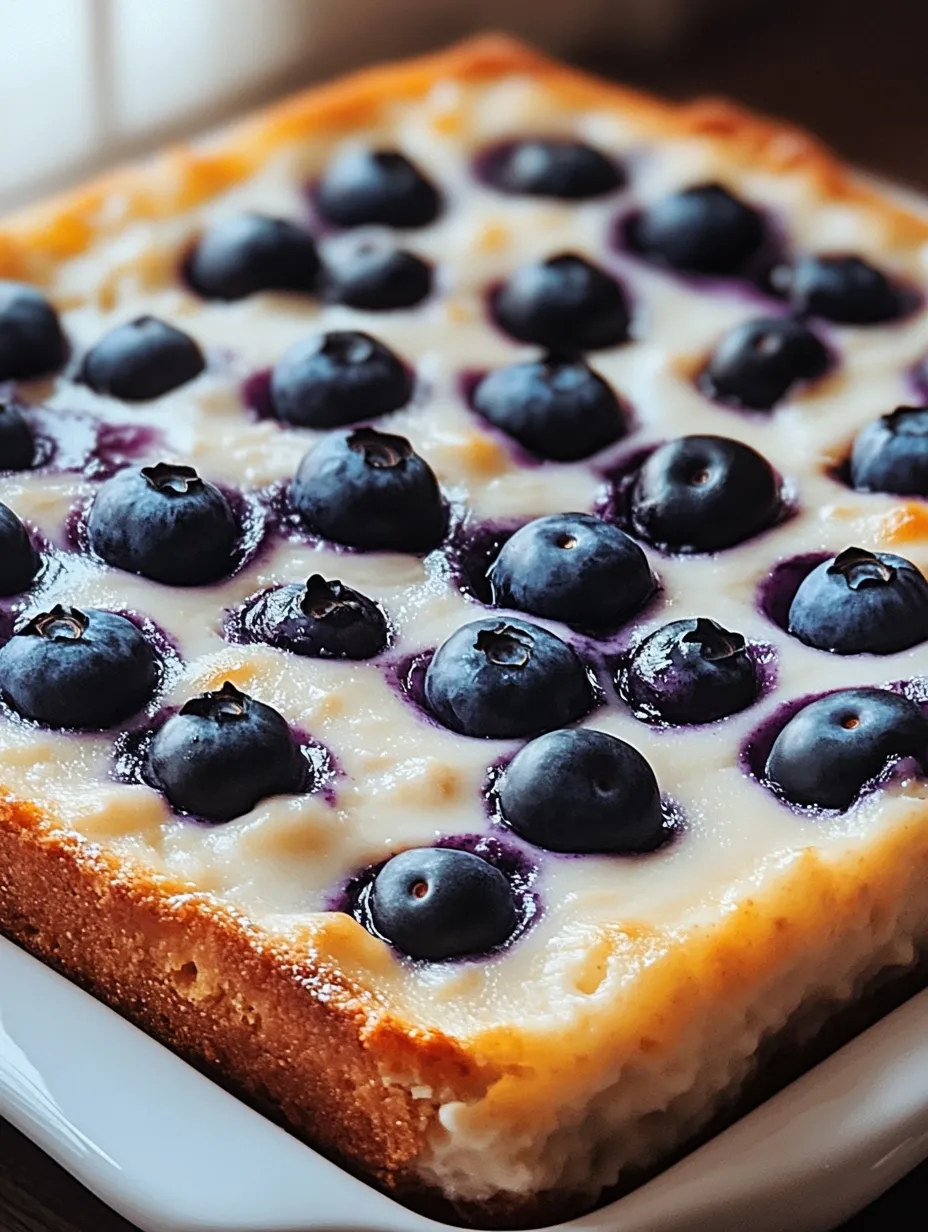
[{"left": 3, "top": 0, "right": 928, "bottom": 1227}]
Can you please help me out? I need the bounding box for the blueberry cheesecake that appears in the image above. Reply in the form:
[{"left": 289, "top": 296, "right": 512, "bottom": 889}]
[{"left": 1, "top": 36, "right": 928, "bottom": 1231}]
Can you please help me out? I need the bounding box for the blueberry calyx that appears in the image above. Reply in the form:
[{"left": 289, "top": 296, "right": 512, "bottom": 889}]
[
  {"left": 22, "top": 603, "right": 87, "bottom": 642},
  {"left": 141, "top": 461, "right": 202, "bottom": 495},
  {"left": 474, "top": 624, "right": 533, "bottom": 667},
  {"left": 349, "top": 426, "right": 409, "bottom": 468},
  {"left": 828, "top": 546, "right": 895, "bottom": 589}
]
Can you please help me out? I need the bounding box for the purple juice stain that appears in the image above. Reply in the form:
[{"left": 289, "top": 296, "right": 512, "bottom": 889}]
[
  {"left": 86, "top": 421, "right": 163, "bottom": 480},
  {"left": 382, "top": 648, "right": 434, "bottom": 718},
  {"left": 757, "top": 552, "right": 829, "bottom": 631},
  {"left": 241, "top": 368, "right": 274, "bottom": 421},
  {"left": 442, "top": 513, "right": 524, "bottom": 605}
]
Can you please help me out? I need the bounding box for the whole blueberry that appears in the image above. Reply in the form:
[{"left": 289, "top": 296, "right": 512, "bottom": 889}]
[
  {"left": 630, "top": 435, "right": 780, "bottom": 553},
  {"left": 0, "top": 503, "right": 39, "bottom": 596},
  {"left": 186, "top": 215, "right": 319, "bottom": 301},
  {"left": 241, "top": 575, "right": 388, "bottom": 659},
  {"left": 850, "top": 407, "right": 928, "bottom": 496},
  {"left": 424, "top": 617, "right": 592, "bottom": 739},
  {"left": 493, "top": 253, "right": 632, "bottom": 351},
  {"left": 488, "top": 513, "right": 654, "bottom": 630},
  {"left": 773, "top": 254, "right": 906, "bottom": 324},
  {"left": 0, "top": 282, "right": 67, "bottom": 381},
  {"left": 367, "top": 847, "right": 518, "bottom": 960},
  {"left": 290, "top": 428, "right": 446, "bottom": 553},
  {"left": 88, "top": 462, "right": 239, "bottom": 586},
  {"left": 315, "top": 149, "right": 441, "bottom": 229},
  {"left": 0, "top": 400, "right": 36, "bottom": 471},
  {"left": 622, "top": 618, "right": 760, "bottom": 724},
  {"left": 765, "top": 687, "right": 928, "bottom": 810},
  {"left": 627, "top": 183, "right": 765, "bottom": 276},
  {"left": 148, "top": 681, "right": 308, "bottom": 823},
  {"left": 787, "top": 546, "right": 928, "bottom": 655},
  {"left": 472, "top": 356, "right": 627, "bottom": 461},
  {"left": 0, "top": 605, "right": 160, "bottom": 728},
  {"left": 322, "top": 238, "right": 432, "bottom": 311},
  {"left": 81, "top": 316, "right": 205, "bottom": 401},
  {"left": 701, "top": 317, "right": 830, "bottom": 410},
  {"left": 479, "top": 139, "right": 624, "bottom": 199},
  {"left": 270, "top": 331, "right": 412, "bottom": 429},
  {"left": 498, "top": 728, "right": 665, "bottom": 853}
]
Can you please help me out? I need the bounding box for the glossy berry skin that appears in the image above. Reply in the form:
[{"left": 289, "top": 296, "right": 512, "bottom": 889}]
[
  {"left": 479, "top": 139, "right": 624, "bottom": 199},
  {"left": 88, "top": 462, "right": 239, "bottom": 586},
  {"left": 702, "top": 317, "right": 830, "bottom": 411},
  {"left": 627, "top": 183, "right": 765, "bottom": 276},
  {"left": 291, "top": 428, "right": 446, "bottom": 553},
  {"left": 622, "top": 618, "right": 760, "bottom": 724},
  {"left": 488, "top": 513, "right": 654, "bottom": 630},
  {"left": 0, "top": 503, "right": 39, "bottom": 597},
  {"left": 472, "top": 357, "right": 627, "bottom": 461},
  {"left": 186, "top": 215, "right": 319, "bottom": 301},
  {"left": 242, "top": 575, "right": 388, "bottom": 659},
  {"left": 81, "top": 316, "right": 205, "bottom": 401},
  {"left": 0, "top": 401, "right": 36, "bottom": 471},
  {"left": 322, "top": 239, "right": 432, "bottom": 311},
  {"left": 0, "top": 605, "right": 159, "bottom": 729},
  {"left": 765, "top": 687, "right": 928, "bottom": 810},
  {"left": 424, "top": 616, "right": 592, "bottom": 739},
  {"left": 367, "top": 847, "right": 518, "bottom": 961},
  {"left": 493, "top": 254, "right": 631, "bottom": 352},
  {"left": 315, "top": 149, "right": 441, "bottom": 229},
  {"left": 630, "top": 435, "right": 780, "bottom": 553},
  {"left": 0, "top": 281, "right": 68, "bottom": 381},
  {"left": 148, "top": 681, "right": 308, "bottom": 823},
  {"left": 774, "top": 255, "right": 905, "bottom": 324},
  {"left": 850, "top": 407, "right": 928, "bottom": 496},
  {"left": 788, "top": 547, "right": 928, "bottom": 655},
  {"left": 270, "top": 331, "right": 412, "bottom": 429},
  {"left": 499, "top": 728, "right": 665, "bottom": 853}
]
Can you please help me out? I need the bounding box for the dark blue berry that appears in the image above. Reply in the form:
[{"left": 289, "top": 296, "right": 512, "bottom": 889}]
[
  {"left": 81, "top": 316, "right": 205, "bottom": 401},
  {"left": 850, "top": 407, "right": 928, "bottom": 496},
  {"left": 0, "top": 282, "right": 67, "bottom": 381},
  {"left": 0, "top": 400, "right": 36, "bottom": 470},
  {"left": 773, "top": 255, "right": 906, "bottom": 324},
  {"left": 424, "top": 616, "right": 592, "bottom": 739},
  {"left": 472, "top": 356, "right": 628, "bottom": 461},
  {"left": 148, "top": 681, "right": 308, "bottom": 823},
  {"left": 701, "top": 316, "right": 830, "bottom": 410},
  {"left": 622, "top": 618, "right": 760, "bottom": 724},
  {"left": 788, "top": 547, "right": 928, "bottom": 655},
  {"left": 488, "top": 513, "right": 654, "bottom": 629},
  {"left": 479, "top": 139, "right": 624, "bottom": 199},
  {"left": 498, "top": 728, "right": 664, "bottom": 853},
  {"left": 315, "top": 150, "right": 441, "bottom": 229},
  {"left": 765, "top": 687, "right": 928, "bottom": 810},
  {"left": 0, "top": 503, "right": 39, "bottom": 596},
  {"left": 88, "top": 462, "right": 239, "bottom": 586},
  {"left": 322, "top": 237, "right": 432, "bottom": 310},
  {"left": 240, "top": 575, "right": 388, "bottom": 659},
  {"left": 0, "top": 605, "right": 159, "bottom": 728},
  {"left": 187, "top": 215, "right": 319, "bottom": 301},
  {"left": 493, "top": 254, "right": 631, "bottom": 351},
  {"left": 291, "top": 428, "right": 446, "bottom": 553},
  {"left": 630, "top": 435, "right": 780, "bottom": 553},
  {"left": 270, "top": 331, "right": 412, "bottom": 428},
  {"left": 367, "top": 847, "right": 517, "bottom": 960},
  {"left": 627, "top": 183, "right": 765, "bottom": 276}
]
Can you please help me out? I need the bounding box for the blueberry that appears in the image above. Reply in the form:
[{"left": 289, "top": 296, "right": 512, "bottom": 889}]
[
  {"left": 498, "top": 728, "right": 664, "bottom": 853},
  {"left": 270, "top": 331, "right": 412, "bottom": 429},
  {"left": 773, "top": 255, "right": 906, "bottom": 324},
  {"left": 241, "top": 575, "right": 388, "bottom": 659},
  {"left": 787, "top": 546, "right": 928, "bottom": 655},
  {"left": 0, "top": 282, "right": 67, "bottom": 381},
  {"left": 472, "top": 356, "right": 627, "bottom": 461},
  {"left": 765, "top": 687, "right": 928, "bottom": 810},
  {"left": 488, "top": 513, "right": 654, "bottom": 630},
  {"left": 493, "top": 254, "right": 631, "bottom": 351},
  {"left": 627, "top": 183, "right": 765, "bottom": 276},
  {"left": 290, "top": 428, "right": 446, "bottom": 553},
  {"left": 424, "top": 616, "right": 592, "bottom": 739},
  {"left": 0, "top": 503, "right": 39, "bottom": 596},
  {"left": 0, "top": 605, "right": 159, "bottom": 728},
  {"left": 186, "top": 215, "right": 319, "bottom": 301},
  {"left": 479, "top": 139, "right": 624, "bottom": 199},
  {"left": 81, "top": 316, "right": 205, "bottom": 401},
  {"left": 88, "top": 462, "right": 239, "bottom": 586},
  {"left": 322, "top": 237, "right": 432, "bottom": 310},
  {"left": 367, "top": 847, "right": 517, "bottom": 960},
  {"left": 701, "top": 317, "right": 830, "bottom": 410},
  {"left": 147, "top": 681, "right": 308, "bottom": 823},
  {"left": 850, "top": 407, "right": 928, "bottom": 496},
  {"left": 315, "top": 150, "right": 441, "bottom": 229},
  {"left": 630, "top": 435, "right": 780, "bottom": 553},
  {"left": 622, "top": 618, "right": 760, "bottom": 724},
  {"left": 0, "top": 400, "right": 36, "bottom": 471}
]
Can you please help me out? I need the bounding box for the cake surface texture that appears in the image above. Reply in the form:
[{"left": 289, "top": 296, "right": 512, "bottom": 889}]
[{"left": 1, "top": 35, "right": 928, "bottom": 1228}]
